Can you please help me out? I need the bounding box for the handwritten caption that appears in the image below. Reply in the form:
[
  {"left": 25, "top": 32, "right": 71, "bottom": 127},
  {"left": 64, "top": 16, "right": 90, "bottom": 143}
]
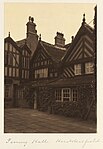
[{"left": 5, "top": 137, "right": 103, "bottom": 148}]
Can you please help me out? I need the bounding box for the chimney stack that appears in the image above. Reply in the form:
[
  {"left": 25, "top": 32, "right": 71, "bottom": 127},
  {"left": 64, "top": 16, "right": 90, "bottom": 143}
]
[
  {"left": 26, "top": 16, "right": 38, "bottom": 55},
  {"left": 54, "top": 32, "right": 65, "bottom": 47}
]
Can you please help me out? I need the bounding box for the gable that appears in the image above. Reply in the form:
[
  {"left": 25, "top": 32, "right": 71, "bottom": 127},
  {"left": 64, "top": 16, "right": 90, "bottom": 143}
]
[
  {"left": 65, "top": 37, "right": 83, "bottom": 62},
  {"left": 33, "top": 47, "right": 49, "bottom": 63},
  {"left": 62, "top": 23, "right": 95, "bottom": 63},
  {"left": 4, "top": 37, "right": 20, "bottom": 53},
  {"left": 64, "top": 35, "right": 94, "bottom": 63},
  {"left": 84, "top": 35, "right": 94, "bottom": 58}
]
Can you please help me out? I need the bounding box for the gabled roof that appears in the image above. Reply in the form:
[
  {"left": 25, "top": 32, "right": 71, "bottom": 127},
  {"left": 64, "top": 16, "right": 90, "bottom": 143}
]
[
  {"left": 4, "top": 36, "right": 20, "bottom": 52},
  {"left": 41, "top": 41, "right": 66, "bottom": 62},
  {"left": 62, "top": 22, "right": 95, "bottom": 62},
  {"left": 32, "top": 40, "right": 66, "bottom": 63},
  {"left": 16, "top": 39, "right": 31, "bottom": 54},
  {"left": 20, "top": 44, "right": 31, "bottom": 54},
  {"left": 16, "top": 39, "right": 26, "bottom": 47}
]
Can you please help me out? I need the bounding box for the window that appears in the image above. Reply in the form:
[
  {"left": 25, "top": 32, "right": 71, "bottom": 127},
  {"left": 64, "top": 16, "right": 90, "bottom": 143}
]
[
  {"left": 9, "top": 44, "right": 12, "bottom": 52},
  {"left": 22, "top": 70, "right": 24, "bottom": 78},
  {"left": 4, "top": 51, "right": 8, "bottom": 65},
  {"left": 13, "top": 55, "right": 16, "bottom": 66},
  {"left": 16, "top": 68, "right": 19, "bottom": 77},
  {"left": 27, "top": 71, "right": 29, "bottom": 79},
  {"left": 35, "top": 63, "right": 37, "bottom": 67},
  {"left": 4, "top": 67, "right": 7, "bottom": 76},
  {"left": 38, "top": 62, "right": 40, "bottom": 66},
  {"left": 55, "top": 88, "right": 78, "bottom": 102},
  {"left": 13, "top": 47, "right": 16, "bottom": 53},
  {"left": 5, "top": 43, "right": 8, "bottom": 51},
  {"left": 44, "top": 60, "right": 47, "bottom": 65},
  {"left": 13, "top": 68, "right": 15, "bottom": 77},
  {"left": 54, "top": 72, "right": 58, "bottom": 77},
  {"left": 74, "top": 64, "right": 81, "bottom": 75},
  {"left": 41, "top": 61, "right": 43, "bottom": 65},
  {"left": 72, "top": 89, "right": 78, "bottom": 101},
  {"left": 16, "top": 54, "right": 19, "bottom": 65},
  {"left": 50, "top": 73, "right": 53, "bottom": 77},
  {"left": 22, "top": 57, "right": 25, "bottom": 68},
  {"left": 22, "top": 50, "right": 24, "bottom": 55},
  {"left": 63, "top": 88, "right": 71, "bottom": 102},
  {"left": 8, "top": 53, "right": 13, "bottom": 65},
  {"left": 55, "top": 89, "right": 62, "bottom": 101},
  {"left": 25, "top": 71, "right": 27, "bottom": 78},
  {"left": 9, "top": 68, "right": 12, "bottom": 77},
  {"left": 85, "top": 62, "right": 94, "bottom": 74},
  {"left": 35, "top": 68, "right": 48, "bottom": 78}
]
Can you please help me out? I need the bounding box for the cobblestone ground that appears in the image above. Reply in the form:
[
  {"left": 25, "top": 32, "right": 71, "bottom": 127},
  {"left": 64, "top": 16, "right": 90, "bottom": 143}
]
[{"left": 4, "top": 108, "right": 96, "bottom": 133}]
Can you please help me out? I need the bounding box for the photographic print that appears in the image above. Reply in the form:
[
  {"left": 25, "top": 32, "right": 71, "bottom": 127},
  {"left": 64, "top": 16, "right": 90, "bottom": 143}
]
[{"left": 4, "top": 3, "right": 97, "bottom": 133}]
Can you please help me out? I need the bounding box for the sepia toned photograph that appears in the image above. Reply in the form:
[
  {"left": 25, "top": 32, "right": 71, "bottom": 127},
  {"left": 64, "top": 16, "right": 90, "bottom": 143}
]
[{"left": 4, "top": 3, "right": 97, "bottom": 133}]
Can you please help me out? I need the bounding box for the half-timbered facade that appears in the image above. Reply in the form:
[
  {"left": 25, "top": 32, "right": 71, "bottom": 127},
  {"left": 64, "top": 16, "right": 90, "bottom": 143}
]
[
  {"left": 31, "top": 40, "right": 65, "bottom": 80},
  {"left": 18, "top": 43, "right": 31, "bottom": 81},
  {"left": 25, "top": 39, "right": 66, "bottom": 110},
  {"left": 48, "top": 14, "right": 96, "bottom": 120},
  {"left": 4, "top": 7, "right": 96, "bottom": 120},
  {"left": 4, "top": 34, "right": 20, "bottom": 107}
]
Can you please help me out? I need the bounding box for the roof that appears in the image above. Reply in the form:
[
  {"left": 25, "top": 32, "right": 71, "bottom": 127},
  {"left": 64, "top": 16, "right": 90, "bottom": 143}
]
[
  {"left": 16, "top": 39, "right": 31, "bottom": 54},
  {"left": 84, "top": 23, "right": 94, "bottom": 34},
  {"left": 16, "top": 39, "right": 26, "bottom": 47},
  {"left": 40, "top": 40, "right": 66, "bottom": 62},
  {"left": 20, "top": 78, "right": 59, "bottom": 87},
  {"left": 48, "top": 75, "right": 95, "bottom": 87},
  {"left": 4, "top": 36, "right": 20, "bottom": 52},
  {"left": 64, "top": 43, "right": 71, "bottom": 48},
  {"left": 62, "top": 22, "right": 95, "bottom": 62}
]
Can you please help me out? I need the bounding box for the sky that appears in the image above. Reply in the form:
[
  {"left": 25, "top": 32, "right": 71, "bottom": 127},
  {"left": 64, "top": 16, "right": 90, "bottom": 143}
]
[{"left": 4, "top": 3, "right": 96, "bottom": 44}]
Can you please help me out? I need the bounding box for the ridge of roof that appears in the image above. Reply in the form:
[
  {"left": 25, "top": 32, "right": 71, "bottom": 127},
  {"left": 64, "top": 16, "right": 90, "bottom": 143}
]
[
  {"left": 16, "top": 39, "right": 26, "bottom": 47},
  {"left": 41, "top": 40, "right": 66, "bottom": 51}
]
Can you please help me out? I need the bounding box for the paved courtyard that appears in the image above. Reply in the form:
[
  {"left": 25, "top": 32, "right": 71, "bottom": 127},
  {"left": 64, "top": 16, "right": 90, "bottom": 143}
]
[{"left": 4, "top": 108, "right": 96, "bottom": 133}]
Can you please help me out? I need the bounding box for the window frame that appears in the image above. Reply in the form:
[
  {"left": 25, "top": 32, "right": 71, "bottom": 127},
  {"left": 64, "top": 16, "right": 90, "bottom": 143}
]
[
  {"left": 85, "top": 62, "right": 94, "bottom": 74},
  {"left": 55, "top": 88, "right": 78, "bottom": 102},
  {"left": 74, "top": 64, "right": 81, "bottom": 75}
]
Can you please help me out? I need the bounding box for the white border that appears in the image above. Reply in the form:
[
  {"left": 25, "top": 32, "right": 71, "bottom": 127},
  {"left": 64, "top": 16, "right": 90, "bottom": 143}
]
[{"left": 1, "top": 0, "right": 103, "bottom": 149}]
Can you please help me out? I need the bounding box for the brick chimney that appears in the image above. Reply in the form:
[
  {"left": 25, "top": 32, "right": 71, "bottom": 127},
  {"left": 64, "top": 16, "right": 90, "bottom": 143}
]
[
  {"left": 26, "top": 16, "right": 38, "bottom": 55},
  {"left": 54, "top": 32, "right": 65, "bottom": 47}
]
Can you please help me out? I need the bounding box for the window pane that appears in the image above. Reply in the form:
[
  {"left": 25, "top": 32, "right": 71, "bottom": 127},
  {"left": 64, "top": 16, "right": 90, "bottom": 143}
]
[
  {"left": 4, "top": 67, "right": 7, "bottom": 76},
  {"left": 5, "top": 43, "right": 8, "bottom": 51},
  {"left": 72, "top": 89, "right": 78, "bottom": 101},
  {"left": 63, "top": 88, "right": 70, "bottom": 101},
  {"left": 9, "top": 68, "right": 12, "bottom": 76},
  {"left": 13, "top": 56, "right": 16, "bottom": 66},
  {"left": 34, "top": 68, "right": 48, "bottom": 78},
  {"left": 4, "top": 51, "right": 8, "bottom": 65},
  {"left": 13, "top": 68, "right": 15, "bottom": 77},
  {"left": 9, "top": 44, "right": 12, "bottom": 51},
  {"left": 55, "top": 89, "right": 62, "bottom": 101},
  {"left": 85, "top": 62, "right": 94, "bottom": 74}
]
